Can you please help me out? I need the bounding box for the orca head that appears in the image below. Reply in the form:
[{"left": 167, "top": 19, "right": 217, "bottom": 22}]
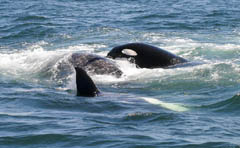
[
  {"left": 75, "top": 67, "right": 100, "bottom": 97},
  {"left": 107, "top": 46, "right": 138, "bottom": 59},
  {"left": 107, "top": 45, "right": 139, "bottom": 66}
]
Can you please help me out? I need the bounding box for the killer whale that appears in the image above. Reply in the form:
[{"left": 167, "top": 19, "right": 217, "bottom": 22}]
[
  {"left": 72, "top": 43, "right": 188, "bottom": 97},
  {"left": 72, "top": 50, "right": 189, "bottom": 111},
  {"left": 70, "top": 43, "right": 188, "bottom": 80},
  {"left": 107, "top": 43, "right": 188, "bottom": 68}
]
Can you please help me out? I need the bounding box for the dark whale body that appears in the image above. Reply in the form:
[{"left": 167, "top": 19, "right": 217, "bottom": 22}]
[
  {"left": 75, "top": 67, "right": 100, "bottom": 97},
  {"left": 70, "top": 53, "right": 122, "bottom": 78},
  {"left": 107, "top": 43, "right": 188, "bottom": 68}
]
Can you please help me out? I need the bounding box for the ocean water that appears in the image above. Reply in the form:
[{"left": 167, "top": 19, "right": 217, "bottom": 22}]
[{"left": 1, "top": 0, "right": 240, "bottom": 147}]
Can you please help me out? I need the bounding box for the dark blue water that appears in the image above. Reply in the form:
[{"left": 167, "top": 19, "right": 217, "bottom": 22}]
[{"left": 1, "top": 0, "right": 240, "bottom": 147}]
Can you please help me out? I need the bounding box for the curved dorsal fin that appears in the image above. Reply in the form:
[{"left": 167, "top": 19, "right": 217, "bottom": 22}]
[{"left": 75, "top": 67, "right": 100, "bottom": 97}]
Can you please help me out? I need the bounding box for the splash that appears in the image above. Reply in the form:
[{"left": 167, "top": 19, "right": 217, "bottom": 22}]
[
  {"left": 0, "top": 44, "right": 65, "bottom": 82},
  {"left": 0, "top": 42, "right": 107, "bottom": 83},
  {"left": 1, "top": 37, "right": 240, "bottom": 95}
]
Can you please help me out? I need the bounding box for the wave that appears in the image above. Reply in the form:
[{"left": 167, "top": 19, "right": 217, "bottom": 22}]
[
  {"left": 201, "top": 94, "right": 240, "bottom": 114},
  {"left": 1, "top": 25, "right": 56, "bottom": 42},
  {"left": 0, "top": 134, "right": 74, "bottom": 147},
  {"left": 1, "top": 129, "right": 238, "bottom": 148},
  {"left": 178, "top": 142, "right": 240, "bottom": 148},
  {"left": 14, "top": 15, "right": 49, "bottom": 22}
]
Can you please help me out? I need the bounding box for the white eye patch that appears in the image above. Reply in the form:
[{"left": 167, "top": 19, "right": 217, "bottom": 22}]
[{"left": 122, "top": 49, "right": 137, "bottom": 56}]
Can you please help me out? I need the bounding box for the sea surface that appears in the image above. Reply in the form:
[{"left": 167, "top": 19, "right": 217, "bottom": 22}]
[{"left": 1, "top": 0, "right": 240, "bottom": 147}]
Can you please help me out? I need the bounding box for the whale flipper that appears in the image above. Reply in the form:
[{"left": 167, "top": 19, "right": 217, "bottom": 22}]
[{"left": 75, "top": 67, "right": 100, "bottom": 97}]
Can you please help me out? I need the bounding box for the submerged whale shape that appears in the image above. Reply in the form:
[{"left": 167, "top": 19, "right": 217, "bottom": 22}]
[
  {"left": 107, "top": 43, "right": 188, "bottom": 68},
  {"left": 69, "top": 53, "right": 122, "bottom": 78}
]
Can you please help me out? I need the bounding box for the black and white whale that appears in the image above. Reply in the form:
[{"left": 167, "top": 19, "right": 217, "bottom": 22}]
[
  {"left": 70, "top": 43, "right": 189, "bottom": 84},
  {"left": 71, "top": 43, "right": 189, "bottom": 97},
  {"left": 69, "top": 44, "right": 190, "bottom": 111},
  {"left": 107, "top": 43, "right": 188, "bottom": 68}
]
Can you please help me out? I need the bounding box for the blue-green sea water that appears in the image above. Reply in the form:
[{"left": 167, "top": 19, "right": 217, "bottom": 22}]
[{"left": 1, "top": 0, "right": 240, "bottom": 147}]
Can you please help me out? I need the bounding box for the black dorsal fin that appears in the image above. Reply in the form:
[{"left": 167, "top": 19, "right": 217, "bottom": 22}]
[{"left": 75, "top": 67, "right": 100, "bottom": 97}]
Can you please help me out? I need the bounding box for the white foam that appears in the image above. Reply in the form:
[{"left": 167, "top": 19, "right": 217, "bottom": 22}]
[
  {"left": 0, "top": 47, "right": 64, "bottom": 77},
  {"left": 64, "top": 44, "right": 107, "bottom": 52},
  {"left": 143, "top": 32, "right": 240, "bottom": 56},
  {"left": 66, "top": 72, "right": 76, "bottom": 90},
  {"left": 0, "top": 42, "right": 108, "bottom": 79},
  {"left": 90, "top": 59, "right": 167, "bottom": 85},
  {"left": 14, "top": 87, "right": 46, "bottom": 92}
]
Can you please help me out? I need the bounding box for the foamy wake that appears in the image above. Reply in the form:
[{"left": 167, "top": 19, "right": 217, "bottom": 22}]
[
  {"left": 1, "top": 37, "right": 239, "bottom": 112},
  {"left": 0, "top": 35, "right": 239, "bottom": 92},
  {"left": 0, "top": 42, "right": 106, "bottom": 80}
]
